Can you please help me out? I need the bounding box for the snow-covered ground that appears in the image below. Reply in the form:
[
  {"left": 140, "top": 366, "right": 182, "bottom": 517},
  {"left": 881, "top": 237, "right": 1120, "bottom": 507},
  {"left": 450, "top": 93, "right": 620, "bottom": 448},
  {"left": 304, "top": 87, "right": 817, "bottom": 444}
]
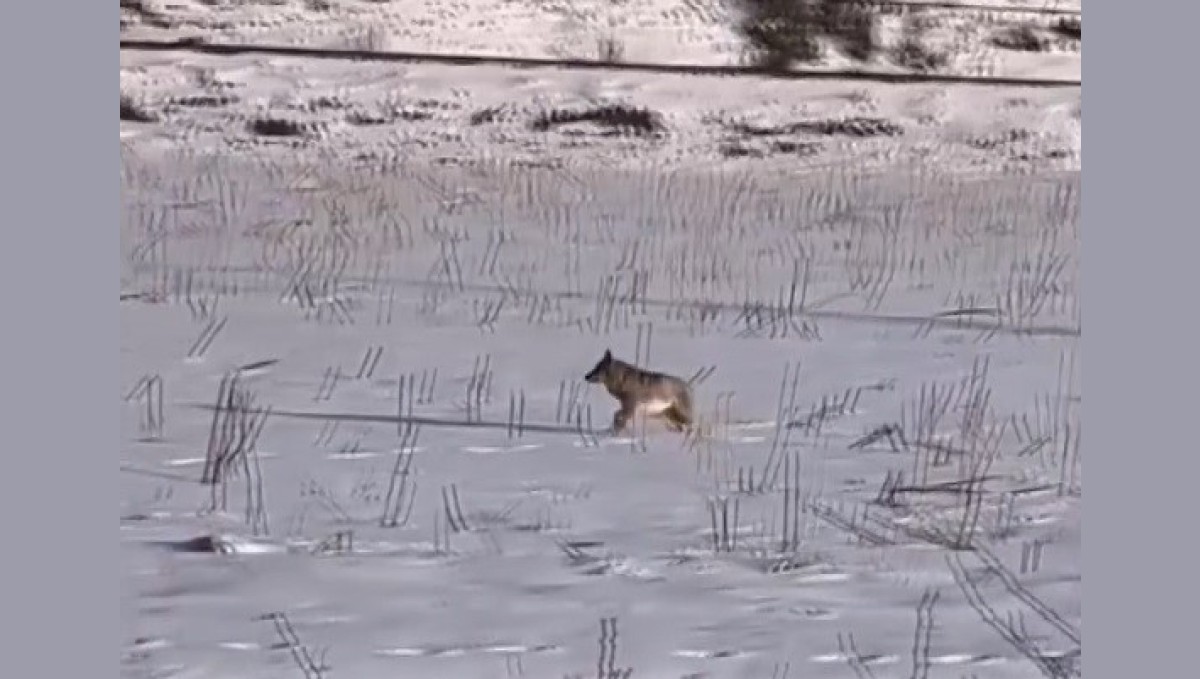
[
  {"left": 120, "top": 0, "right": 1081, "bottom": 80},
  {"left": 121, "top": 4, "right": 1080, "bottom": 678}
]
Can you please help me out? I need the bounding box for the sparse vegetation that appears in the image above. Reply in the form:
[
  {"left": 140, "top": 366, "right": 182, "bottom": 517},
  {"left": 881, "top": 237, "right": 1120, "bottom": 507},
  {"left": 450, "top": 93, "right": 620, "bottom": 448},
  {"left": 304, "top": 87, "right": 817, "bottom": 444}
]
[
  {"left": 597, "top": 35, "right": 626, "bottom": 63},
  {"left": 469, "top": 106, "right": 507, "bottom": 126},
  {"left": 736, "top": 0, "right": 882, "bottom": 71},
  {"left": 258, "top": 612, "right": 330, "bottom": 679},
  {"left": 248, "top": 117, "right": 309, "bottom": 137},
  {"left": 120, "top": 93, "right": 158, "bottom": 123},
  {"left": 346, "top": 106, "right": 432, "bottom": 126},
  {"left": 344, "top": 26, "right": 389, "bottom": 52},
  {"left": 564, "top": 618, "right": 634, "bottom": 679},
  {"left": 891, "top": 16, "right": 951, "bottom": 73},
  {"left": 167, "top": 93, "right": 240, "bottom": 108},
  {"left": 726, "top": 115, "right": 902, "bottom": 138},
  {"left": 531, "top": 104, "right": 665, "bottom": 135},
  {"left": 991, "top": 23, "right": 1051, "bottom": 53},
  {"left": 892, "top": 38, "right": 949, "bottom": 74},
  {"left": 120, "top": 0, "right": 172, "bottom": 30},
  {"left": 823, "top": 0, "right": 878, "bottom": 62},
  {"left": 1052, "top": 17, "right": 1081, "bottom": 41}
]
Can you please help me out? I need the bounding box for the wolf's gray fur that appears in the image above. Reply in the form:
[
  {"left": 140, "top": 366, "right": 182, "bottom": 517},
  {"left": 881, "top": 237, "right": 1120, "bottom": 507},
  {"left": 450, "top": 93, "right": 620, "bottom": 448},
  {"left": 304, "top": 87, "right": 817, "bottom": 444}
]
[{"left": 583, "top": 349, "right": 694, "bottom": 434}]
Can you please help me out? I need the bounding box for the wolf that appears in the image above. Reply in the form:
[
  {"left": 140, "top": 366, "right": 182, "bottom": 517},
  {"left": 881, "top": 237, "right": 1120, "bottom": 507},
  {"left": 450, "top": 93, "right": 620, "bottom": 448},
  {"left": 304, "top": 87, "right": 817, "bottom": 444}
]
[{"left": 583, "top": 349, "right": 694, "bottom": 434}]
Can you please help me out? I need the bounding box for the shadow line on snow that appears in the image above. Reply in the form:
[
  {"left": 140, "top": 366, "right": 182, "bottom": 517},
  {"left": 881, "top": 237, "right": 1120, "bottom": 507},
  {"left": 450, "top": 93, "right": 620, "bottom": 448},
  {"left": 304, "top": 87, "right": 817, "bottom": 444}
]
[
  {"left": 128, "top": 267, "right": 1081, "bottom": 340},
  {"left": 185, "top": 403, "right": 594, "bottom": 437}
]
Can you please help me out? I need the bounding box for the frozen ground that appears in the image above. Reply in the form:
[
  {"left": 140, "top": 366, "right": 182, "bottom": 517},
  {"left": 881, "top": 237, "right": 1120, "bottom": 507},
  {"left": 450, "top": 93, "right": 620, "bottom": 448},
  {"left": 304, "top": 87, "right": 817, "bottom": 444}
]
[{"left": 120, "top": 5, "right": 1080, "bottom": 679}]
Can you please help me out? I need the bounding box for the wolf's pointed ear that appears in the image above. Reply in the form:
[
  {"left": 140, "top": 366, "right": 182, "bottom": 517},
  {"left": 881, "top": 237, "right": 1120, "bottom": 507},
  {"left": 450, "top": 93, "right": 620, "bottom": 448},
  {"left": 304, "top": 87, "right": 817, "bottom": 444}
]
[{"left": 604, "top": 349, "right": 612, "bottom": 360}]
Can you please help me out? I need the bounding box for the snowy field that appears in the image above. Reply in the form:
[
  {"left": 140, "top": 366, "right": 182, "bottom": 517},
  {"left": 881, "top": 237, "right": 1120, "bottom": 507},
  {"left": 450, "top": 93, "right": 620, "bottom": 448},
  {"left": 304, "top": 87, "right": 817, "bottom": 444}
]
[
  {"left": 120, "top": 0, "right": 1081, "bottom": 80},
  {"left": 120, "top": 4, "right": 1080, "bottom": 679}
]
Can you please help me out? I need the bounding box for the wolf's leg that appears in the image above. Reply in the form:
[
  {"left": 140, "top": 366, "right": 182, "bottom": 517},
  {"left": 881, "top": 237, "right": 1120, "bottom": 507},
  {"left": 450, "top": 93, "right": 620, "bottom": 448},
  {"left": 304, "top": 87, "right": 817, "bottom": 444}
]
[
  {"left": 612, "top": 408, "right": 632, "bottom": 434},
  {"left": 677, "top": 389, "right": 695, "bottom": 425},
  {"left": 666, "top": 393, "right": 694, "bottom": 428},
  {"left": 662, "top": 406, "right": 687, "bottom": 432},
  {"left": 663, "top": 413, "right": 685, "bottom": 432}
]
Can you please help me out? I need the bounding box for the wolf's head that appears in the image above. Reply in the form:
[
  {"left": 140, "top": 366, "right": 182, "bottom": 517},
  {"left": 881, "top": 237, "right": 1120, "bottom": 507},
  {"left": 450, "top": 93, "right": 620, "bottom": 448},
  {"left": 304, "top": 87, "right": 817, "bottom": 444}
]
[{"left": 584, "top": 349, "right": 614, "bottom": 384}]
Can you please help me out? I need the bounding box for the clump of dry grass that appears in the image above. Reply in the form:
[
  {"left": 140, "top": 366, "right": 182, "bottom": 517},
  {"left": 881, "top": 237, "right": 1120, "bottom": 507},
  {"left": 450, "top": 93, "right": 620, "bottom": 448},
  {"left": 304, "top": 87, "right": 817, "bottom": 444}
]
[
  {"left": 1052, "top": 17, "right": 1081, "bottom": 41},
  {"left": 727, "top": 115, "right": 902, "bottom": 138},
  {"left": 343, "top": 26, "right": 389, "bottom": 52},
  {"left": 469, "top": 106, "right": 510, "bottom": 126},
  {"left": 892, "top": 37, "right": 950, "bottom": 72},
  {"left": 991, "top": 23, "right": 1050, "bottom": 52},
  {"left": 248, "top": 117, "right": 308, "bottom": 137},
  {"left": 531, "top": 104, "right": 665, "bottom": 136},
  {"left": 120, "top": 93, "right": 158, "bottom": 123},
  {"left": 822, "top": 0, "right": 878, "bottom": 62},
  {"left": 597, "top": 36, "right": 626, "bottom": 63},
  {"left": 736, "top": 0, "right": 881, "bottom": 71},
  {"left": 890, "top": 16, "right": 950, "bottom": 73}
]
